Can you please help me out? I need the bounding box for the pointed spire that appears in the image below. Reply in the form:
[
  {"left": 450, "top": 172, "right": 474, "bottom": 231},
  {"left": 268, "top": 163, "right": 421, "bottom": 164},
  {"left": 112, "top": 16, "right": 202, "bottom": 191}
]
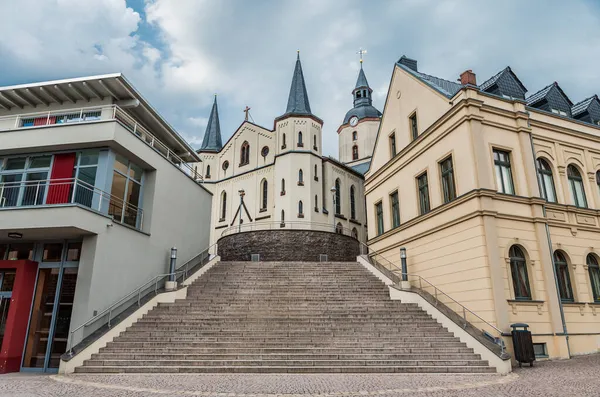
[
  {"left": 355, "top": 67, "right": 370, "bottom": 90},
  {"left": 353, "top": 66, "right": 373, "bottom": 108},
  {"left": 200, "top": 95, "right": 223, "bottom": 152},
  {"left": 283, "top": 51, "right": 312, "bottom": 116}
]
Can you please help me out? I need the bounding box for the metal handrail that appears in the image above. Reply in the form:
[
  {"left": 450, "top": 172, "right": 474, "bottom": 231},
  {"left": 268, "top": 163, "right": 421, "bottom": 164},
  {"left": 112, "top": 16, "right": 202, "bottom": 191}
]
[
  {"left": 0, "top": 104, "right": 202, "bottom": 181},
  {"left": 67, "top": 242, "right": 218, "bottom": 355},
  {"left": 219, "top": 220, "right": 363, "bottom": 241},
  {"left": 358, "top": 241, "right": 506, "bottom": 354},
  {"left": 0, "top": 177, "right": 143, "bottom": 229}
]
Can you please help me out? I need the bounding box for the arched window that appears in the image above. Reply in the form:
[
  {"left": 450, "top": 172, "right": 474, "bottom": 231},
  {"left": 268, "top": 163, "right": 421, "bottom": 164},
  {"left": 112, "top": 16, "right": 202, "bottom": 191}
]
[
  {"left": 568, "top": 165, "right": 587, "bottom": 208},
  {"left": 282, "top": 133, "right": 287, "bottom": 149},
  {"left": 281, "top": 178, "right": 286, "bottom": 195},
  {"left": 536, "top": 158, "right": 556, "bottom": 202},
  {"left": 298, "top": 169, "right": 303, "bottom": 184},
  {"left": 352, "top": 131, "right": 357, "bottom": 141},
  {"left": 596, "top": 170, "right": 600, "bottom": 198},
  {"left": 260, "top": 179, "right": 268, "bottom": 210},
  {"left": 298, "top": 200, "right": 303, "bottom": 215},
  {"left": 336, "top": 222, "right": 343, "bottom": 234},
  {"left": 335, "top": 178, "right": 341, "bottom": 215},
  {"left": 313, "top": 135, "right": 317, "bottom": 149},
  {"left": 297, "top": 131, "right": 303, "bottom": 147},
  {"left": 314, "top": 164, "right": 318, "bottom": 181},
  {"left": 587, "top": 254, "right": 600, "bottom": 302},
  {"left": 281, "top": 209, "right": 285, "bottom": 225},
  {"left": 315, "top": 194, "right": 318, "bottom": 211},
  {"left": 351, "top": 227, "right": 358, "bottom": 239},
  {"left": 240, "top": 141, "right": 250, "bottom": 165},
  {"left": 509, "top": 245, "right": 531, "bottom": 300},
  {"left": 205, "top": 165, "right": 211, "bottom": 178},
  {"left": 352, "top": 145, "right": 359, "bottom": 160},
  {"left": 350, "top": 185, "right": 356, "bottom": 220},
  {"left": 220, "top": 191, "right": 227, "bottom": 220},
  {"left": 554, "top": 251, "right": 574, "bottom": 302}
]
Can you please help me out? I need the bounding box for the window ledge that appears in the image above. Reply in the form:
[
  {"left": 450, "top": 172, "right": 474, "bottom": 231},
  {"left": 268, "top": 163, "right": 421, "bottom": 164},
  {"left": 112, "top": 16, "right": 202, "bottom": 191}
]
[
  {"left": 297, "top": 214, "right": 304, "bottom": 218},
  {"left": 297, "top": 143, "right": 304, "bottom": 148},
  {"left": 280, "top": 191, "right": 286, "bottom": 196},
  {"left": 281, "top": 145, "right": 287, "bottom": 150},
  {"left": 314, "top": 207, "right": 319, "bottom": 213},
  {"left": 314, "top": 177, "right": 319, "bottom": 181},
  {"left": 297, "top": 182, "right": 304, "bottom": 186},
  {"left": 259, "top": 208, "right": 267, "bottom": 213},
  {"left": 218, "top": 218, "right": 225, "bottom": 222},
  {"left": 507, "top": 299, "right": 545, "bottom": 306},
  {"left": 349, "top": 218, "right": 362, "bottom": 226},
  {"left": 561, "top": 301, "right": 587, "bottom": 307},
  {"left": 587, "top": 301, "right": 600, "bottom": 306},
  {"left": 335, "top": 214, "right": 347, "bottom": 220},
  {"left": 280, "top": 223, "right": 286, "bottom": 228},
  {"left": 313, "top": 146, "right": 318, "bottom": 151},
  {"left": 205, "top": 175, "right": 211, "bottom": 179}
]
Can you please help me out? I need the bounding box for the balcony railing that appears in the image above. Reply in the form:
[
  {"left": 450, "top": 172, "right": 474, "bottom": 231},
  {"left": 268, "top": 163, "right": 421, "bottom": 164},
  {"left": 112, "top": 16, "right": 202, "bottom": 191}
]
[
  {"left": 0, "top": 177, "right": 143, "bottom": 229},
  {"left": 0, "top": 105, "right": 202, "bottom": 181}
]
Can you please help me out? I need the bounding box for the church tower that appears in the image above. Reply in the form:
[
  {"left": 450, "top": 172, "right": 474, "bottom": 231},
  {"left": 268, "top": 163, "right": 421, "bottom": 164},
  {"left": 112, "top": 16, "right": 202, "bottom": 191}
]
[{"left": 337, "top": 62, "right": 381, "bottom": 173}]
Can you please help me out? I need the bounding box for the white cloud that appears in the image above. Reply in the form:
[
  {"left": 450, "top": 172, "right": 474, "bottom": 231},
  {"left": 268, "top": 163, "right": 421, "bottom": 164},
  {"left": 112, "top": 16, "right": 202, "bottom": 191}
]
[{"left": 3, "top": 0, "right": 600, "bottom": 156}]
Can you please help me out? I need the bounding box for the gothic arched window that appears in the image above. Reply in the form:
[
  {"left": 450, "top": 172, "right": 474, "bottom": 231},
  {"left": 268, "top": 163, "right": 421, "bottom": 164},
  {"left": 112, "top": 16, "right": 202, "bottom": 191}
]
[
  {"left": 509, "top": 245, "right": 531, "bottom": 300},
  {"left": 260, "top": 179, "right": 268, "bottom": 210},
  {"left": 313, "top": 134, "right": 317, "bottom": 149},
  {"left": 205, "top": 165, "right": 211, "bottom": 178},
  {"left": 352, "top": 131, "right": 357, "bottom": 141},
  {"left": 240, "top": 141, "right": 250, "bottom": 166},
  {"left": 567, "top": 165, "right": 587, "bottom": 208},
  {"left": 220, "top": 191, "right": 227, "bottom": 221},
  {"left": 297, "top": 131, "right": 303, "bottom": 147},
  {"left": 336, "top": 222, "right": 343, "bottom": 234},
  {"left": 587, "top": 254, "right": 600, "bottom": 302},
  {"left": 281, "top": 209, "right": 285, "bottom": 225},
  {"left": 352, "top": 145, "right": 359, "bottom": 160},
  {"left": 298, "top": 169, "right": 303, "bottom": 185},
  {"left": 335, "top": 178, "right": 341, "bottom": 215},
  {"left": 350, "top": 185, "right": 356, "bottom": 220},
  {"left": 298, "top": 200, "right": 303, "bottom": 216},
  {"left": 315, "top": 194, "right": 318, "bottom": 211},
  {"left": 281, "top": 178, "right": 286, "bottom": 195},
  {"left": 352, "top": 227, "right": 358, "bottom": 239},
  {"left": 314, "top": 164, "right": 318, "bottom": 181},
  {"left": 282, "top": 133, "right": 287, "bottom": 149}
]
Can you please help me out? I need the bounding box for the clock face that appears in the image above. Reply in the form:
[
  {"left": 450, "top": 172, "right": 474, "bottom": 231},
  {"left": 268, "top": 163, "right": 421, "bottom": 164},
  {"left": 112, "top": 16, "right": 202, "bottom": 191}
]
[{"left": 349, "top": 116, "right": 358, "bottom": 127}]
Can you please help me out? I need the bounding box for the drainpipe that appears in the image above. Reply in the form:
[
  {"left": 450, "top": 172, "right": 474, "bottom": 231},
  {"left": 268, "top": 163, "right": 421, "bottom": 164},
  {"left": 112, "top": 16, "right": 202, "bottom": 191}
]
[{"left": 527, "top": 122, "right": 571, "bottom": 358}]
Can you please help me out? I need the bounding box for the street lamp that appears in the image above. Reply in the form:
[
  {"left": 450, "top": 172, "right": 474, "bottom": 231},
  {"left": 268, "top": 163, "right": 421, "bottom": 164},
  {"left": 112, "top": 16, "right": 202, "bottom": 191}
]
[
  {"left": 330, "top": 186, "right": 337, "bottom": 232},
  {"left": 400, "top": 247, "right": 407, "bottom": 282}
]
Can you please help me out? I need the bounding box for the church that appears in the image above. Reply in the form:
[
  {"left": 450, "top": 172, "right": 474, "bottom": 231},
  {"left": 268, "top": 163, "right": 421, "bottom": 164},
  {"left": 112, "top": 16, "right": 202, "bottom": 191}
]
[{"left": 193, "top": 53, "right": 382, "bottom": 246}]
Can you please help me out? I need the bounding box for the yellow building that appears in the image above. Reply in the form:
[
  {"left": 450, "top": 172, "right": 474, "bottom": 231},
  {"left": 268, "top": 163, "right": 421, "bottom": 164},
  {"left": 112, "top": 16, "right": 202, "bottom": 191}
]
[{"left": 365, "top": 56, "right": 600, "bottom": 360}]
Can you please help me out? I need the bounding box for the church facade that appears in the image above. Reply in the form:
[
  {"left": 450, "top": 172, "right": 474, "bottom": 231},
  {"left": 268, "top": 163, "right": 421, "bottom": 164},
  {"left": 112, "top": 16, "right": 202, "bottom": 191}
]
[{"left": 193, "top": 55, "right": 381, "bottom": 246}]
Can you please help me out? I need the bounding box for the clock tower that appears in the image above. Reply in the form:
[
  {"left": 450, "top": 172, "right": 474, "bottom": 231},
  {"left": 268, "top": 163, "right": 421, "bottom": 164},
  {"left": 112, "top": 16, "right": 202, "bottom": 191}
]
[{"left": 337, "top": 63, "right": 382, "bottom": 173}]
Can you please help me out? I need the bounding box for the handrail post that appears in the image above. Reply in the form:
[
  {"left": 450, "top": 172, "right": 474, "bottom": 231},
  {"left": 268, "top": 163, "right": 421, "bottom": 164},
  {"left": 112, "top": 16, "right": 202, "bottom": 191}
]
[
  {"left": 463, "top": 307, "right": 467, "bottom": 329},
  {"left": 108, "top": 309, "right": 112, "bottom": 328},
  {"left": 138, "top": 288, "right": 141, "bottom": 307},
  {"left": 434, "top": 288, "right": 438, "bottom": 306}
]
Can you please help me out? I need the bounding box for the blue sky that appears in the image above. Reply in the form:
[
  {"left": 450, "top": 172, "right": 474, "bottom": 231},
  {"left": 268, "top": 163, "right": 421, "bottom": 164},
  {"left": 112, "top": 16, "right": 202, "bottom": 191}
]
[{"left": 1, "top": 0, "right": 600, "bottom": 157}]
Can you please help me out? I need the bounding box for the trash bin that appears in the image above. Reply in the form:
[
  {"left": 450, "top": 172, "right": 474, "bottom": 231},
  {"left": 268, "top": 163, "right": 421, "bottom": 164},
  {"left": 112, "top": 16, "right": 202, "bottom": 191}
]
[{"left": 511, "top": 323, "right": 535, "bottom": 367}]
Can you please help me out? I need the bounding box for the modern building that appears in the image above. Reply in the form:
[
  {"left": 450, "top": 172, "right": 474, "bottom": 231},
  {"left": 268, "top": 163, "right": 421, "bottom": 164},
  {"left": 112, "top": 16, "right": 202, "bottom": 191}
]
[
  {"left": 0, "top": 74, "right": 212, "bottom": 373},
  {"left": 193, "top": 54, "right": 368, "bottom": 245},
  {"left": 337, "top": 61, "right": 382, "bottom": 174},
  {"left": 365, "top": 56, "right": 600, "bottom": 361}
]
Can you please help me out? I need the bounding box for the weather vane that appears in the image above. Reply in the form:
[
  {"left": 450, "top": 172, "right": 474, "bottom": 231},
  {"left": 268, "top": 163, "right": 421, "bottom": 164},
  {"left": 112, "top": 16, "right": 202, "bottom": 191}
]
[{"left": 357, "top": 48, "right": 367, "bottom": 65}]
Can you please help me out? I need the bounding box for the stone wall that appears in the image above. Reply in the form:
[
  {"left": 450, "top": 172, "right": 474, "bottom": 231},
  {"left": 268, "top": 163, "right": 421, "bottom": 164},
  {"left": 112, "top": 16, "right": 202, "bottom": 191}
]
[{"left": 217, "top": 230, "right": 360, "bottom": 262}]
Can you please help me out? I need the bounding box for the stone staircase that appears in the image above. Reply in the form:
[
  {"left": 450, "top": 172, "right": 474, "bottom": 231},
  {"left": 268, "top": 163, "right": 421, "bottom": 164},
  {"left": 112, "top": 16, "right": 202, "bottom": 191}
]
[{"left": 76, "top": 261, "right": 495, "bottom": 373}]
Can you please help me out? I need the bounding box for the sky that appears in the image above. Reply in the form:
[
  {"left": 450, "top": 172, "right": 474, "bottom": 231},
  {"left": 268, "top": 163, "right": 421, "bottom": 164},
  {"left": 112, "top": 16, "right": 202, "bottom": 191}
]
[{"left": 1, "top": 0, "right": 600, "bottom": 157}]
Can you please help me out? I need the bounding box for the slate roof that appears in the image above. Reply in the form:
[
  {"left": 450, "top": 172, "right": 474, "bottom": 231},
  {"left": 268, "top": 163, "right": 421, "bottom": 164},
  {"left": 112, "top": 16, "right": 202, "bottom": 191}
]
[
  {"left": 572, "top": 95, "right": 598, "bottom": 116},
  {"left": 283, "top": 53, "right": 312, "bottom": 116},
  {"left": 199, "top": 96, "right": 223, "bottom": 152},
  {"left": 350, "top": 161, "right": 371, "bottom": 175},
  {"left": 527, "top": 82, "right": 573, "bottom": 107},
  {"left": 355, "top": 66, "right": 370, "bottom": 89},
  {"left": 396, "top": 59, "right": 463, "bottom": 98},
  {"left": 479, "top": 66, "right": 527, "bottom": 94}
]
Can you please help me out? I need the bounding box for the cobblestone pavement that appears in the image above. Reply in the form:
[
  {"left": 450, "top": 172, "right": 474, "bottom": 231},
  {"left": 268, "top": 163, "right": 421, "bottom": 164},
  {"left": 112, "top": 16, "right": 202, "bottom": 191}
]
[{"left": 1, "top": 354, "right": 599, "bottom": 397}]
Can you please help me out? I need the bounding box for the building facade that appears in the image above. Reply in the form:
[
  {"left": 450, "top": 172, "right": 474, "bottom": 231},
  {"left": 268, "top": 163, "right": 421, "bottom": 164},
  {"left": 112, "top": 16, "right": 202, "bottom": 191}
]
[
  {"left": 193, "top": 55, "right": 368, "bottom": 245},
  {"left": 0, "top": 74, "right": 212, "bottom": 373},
  {"left": 365, "top": 56, "right": 600, "bottom": 360}
]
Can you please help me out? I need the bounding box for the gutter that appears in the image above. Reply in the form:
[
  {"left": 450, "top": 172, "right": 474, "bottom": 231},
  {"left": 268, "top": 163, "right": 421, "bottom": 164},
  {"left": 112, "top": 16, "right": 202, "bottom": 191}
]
[{"left": 527, "top": 117, "right": 571, "bottom": 358}]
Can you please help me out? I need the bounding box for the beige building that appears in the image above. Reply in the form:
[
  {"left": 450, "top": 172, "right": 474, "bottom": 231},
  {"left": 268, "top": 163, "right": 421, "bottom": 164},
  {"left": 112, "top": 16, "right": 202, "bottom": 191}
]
[
  {"left": 192, "top": 54, "right": 368, "bottom": 245},
  {"left": 365, "top": 56, "right": 600, "bottom": 360}
]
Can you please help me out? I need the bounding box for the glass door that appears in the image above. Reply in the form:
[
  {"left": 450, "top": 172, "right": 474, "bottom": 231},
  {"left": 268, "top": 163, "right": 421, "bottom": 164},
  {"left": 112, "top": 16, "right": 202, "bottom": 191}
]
[
  {"left": 0, "top": 270, "right": 15, "bottom": 350},
  {"left": 21, "top": 242, "right": 80, "bottom": 372}
]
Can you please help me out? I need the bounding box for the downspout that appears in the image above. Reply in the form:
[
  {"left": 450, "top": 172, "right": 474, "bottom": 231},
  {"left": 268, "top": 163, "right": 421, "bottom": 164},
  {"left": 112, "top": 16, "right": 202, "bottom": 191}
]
[{"left": 527, "top": 118, "right": 571, "bottom": 358}]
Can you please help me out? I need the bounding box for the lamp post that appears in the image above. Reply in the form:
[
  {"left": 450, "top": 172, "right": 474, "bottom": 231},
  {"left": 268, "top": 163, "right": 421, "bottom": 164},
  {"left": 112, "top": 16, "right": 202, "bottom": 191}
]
[
  {"left": 330, "top": 186, "right": 337, "bottom": 232},
  {"left": 400, "top": 247, "right": 410, "bottom": 289},
  {"left": 166, "top": 246, "right": 177, "bottom": 291},
  {"left": 238, "top": 189, "right": 245, "bottom": 233}
]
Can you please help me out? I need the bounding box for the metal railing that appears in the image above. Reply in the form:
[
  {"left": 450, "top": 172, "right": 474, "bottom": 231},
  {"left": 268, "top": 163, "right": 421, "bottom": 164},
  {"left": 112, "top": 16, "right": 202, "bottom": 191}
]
[
  {"left": 0, "top": 105, "right": 203, "bottom": 181},
  {"left": 0, "top": 177, "right": 143, "bottom": 229},
  {"left": 66, "top": 243, "right": 218, "bottom": 356},
  {"left": 220, "top": 220, "right": 364, "bottom": 242},
  {"left": 359, "top": 241, "right": 507, "bottom": 356}
]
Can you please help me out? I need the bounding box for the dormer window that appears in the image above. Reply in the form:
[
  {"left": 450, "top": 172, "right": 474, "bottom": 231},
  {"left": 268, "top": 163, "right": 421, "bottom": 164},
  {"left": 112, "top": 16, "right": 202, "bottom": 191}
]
[{"left": 551, "top": 109, "right": 568, "bottom": 116}]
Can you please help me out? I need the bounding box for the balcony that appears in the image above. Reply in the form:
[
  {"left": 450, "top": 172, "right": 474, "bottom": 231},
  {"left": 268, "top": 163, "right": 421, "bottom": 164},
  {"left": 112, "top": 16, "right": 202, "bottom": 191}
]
[
  {"left": 0, "top": 105, "right": 202, "bottom": 181},
  {"left": 0, "top": 177, "right": 143, "bottom": 230}
]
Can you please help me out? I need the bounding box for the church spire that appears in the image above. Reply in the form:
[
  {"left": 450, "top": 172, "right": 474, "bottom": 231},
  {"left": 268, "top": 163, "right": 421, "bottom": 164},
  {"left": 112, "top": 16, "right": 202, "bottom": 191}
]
[
  {"left": 353, "top": 66, "right": 373, "bottom": 108},
  {"left": 200, "top": 95, "right": 223, "bottom": 152},
  {"left": 283, "top": 51, "right": 312, "bottom": 116}
]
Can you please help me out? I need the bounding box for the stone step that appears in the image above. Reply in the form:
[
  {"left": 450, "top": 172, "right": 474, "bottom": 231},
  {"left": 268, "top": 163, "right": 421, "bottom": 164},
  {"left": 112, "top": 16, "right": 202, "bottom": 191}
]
[
  {"left": 91, "top": 353, "right": 482, "bottom": 361},
  {"left": 83, "top": 359, "right": 490, "bottom": 367},
  {"left": 98, "top": 346, "right": 476, "bottom": 354},
  {"left": 105, "top": 341, "right": 468, "bottom": 348},
  {"left": 75, "top": 365, "right": 496, "bottom": 374}
]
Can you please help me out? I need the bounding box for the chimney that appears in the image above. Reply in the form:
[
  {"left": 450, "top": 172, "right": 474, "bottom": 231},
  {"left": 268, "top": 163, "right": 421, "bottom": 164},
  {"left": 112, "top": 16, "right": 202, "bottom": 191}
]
[
  {"left": 460, "top": 70, "right": 476, "bottom": 86},
  {"left": 398, "top": 56, "right": 418, "bottom": 72}
]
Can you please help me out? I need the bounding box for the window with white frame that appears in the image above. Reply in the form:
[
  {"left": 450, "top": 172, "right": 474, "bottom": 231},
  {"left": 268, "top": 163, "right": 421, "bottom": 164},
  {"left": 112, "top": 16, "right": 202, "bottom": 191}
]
[
  {"left": 493, "top": 149, "right": 515, "bottom": 195},
  {"left": 0, "top": 155, "right": 51, "bottom": 207}
]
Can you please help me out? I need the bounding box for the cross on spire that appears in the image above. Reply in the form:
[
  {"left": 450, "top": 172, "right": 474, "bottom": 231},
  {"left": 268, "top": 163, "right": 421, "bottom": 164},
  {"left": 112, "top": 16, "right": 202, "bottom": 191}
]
[
  {"left": 243, "top": 106, "right": 251, "bottom": 121},
  {"left": 356, "top": 48, "right": 367, "bottom": 67}
]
